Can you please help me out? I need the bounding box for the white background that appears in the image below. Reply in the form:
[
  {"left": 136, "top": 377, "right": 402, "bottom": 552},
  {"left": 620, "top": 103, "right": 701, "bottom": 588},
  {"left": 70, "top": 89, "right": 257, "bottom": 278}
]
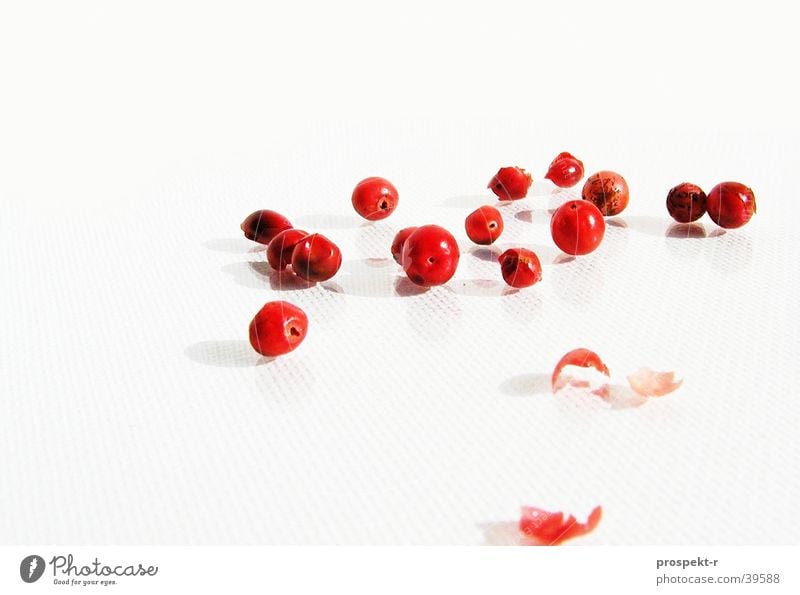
[{"left": 1, "top": 0, "right": 799, "bottom": 546}]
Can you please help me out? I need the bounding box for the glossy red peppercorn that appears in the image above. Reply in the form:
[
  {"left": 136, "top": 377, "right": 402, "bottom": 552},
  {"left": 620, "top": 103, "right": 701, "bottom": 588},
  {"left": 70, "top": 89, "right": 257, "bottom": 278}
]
[
  {"left": 488, "top": 166, "right": 532, "bottom": 200},
  {"left": 666, "top": 182, "right": 707, "bottom": 223},
  {"left": 391, "top": 226, "right": 418, "bottom": 265},
  {"left": 544, "top": 152, "right": 585, "bottom": 188},
  {"left": 266, "top": 228, "right": 308, "bottom": 271},
  {"left": 581, "top": 171, "right": 629, "bottom": 216},
  {"left": 351, "top": 176, "right": 399, "bottom": 221},
  {"left": 248, "top": 300, "right": 308, "bottom": 357},
  {"left": 550, "top": 200, "right": 605, "bottom": 255},
  {"left": 706, "top": 182, "right": 756, "bottom": 229},
  {"left": 241, "top": 210, "right": 293, "bottom": 244},
  {"left": 291, "top": 233, "right": 342, "bottom": 282},
  {"left": 465, "top": 205, "right": 504, "bottom": 245},
  {"left": 401, "top": 224, "right": 460, "bottom": 287},
  {"left": 499, "top": 248, "right": 542, "bottom": 288}
]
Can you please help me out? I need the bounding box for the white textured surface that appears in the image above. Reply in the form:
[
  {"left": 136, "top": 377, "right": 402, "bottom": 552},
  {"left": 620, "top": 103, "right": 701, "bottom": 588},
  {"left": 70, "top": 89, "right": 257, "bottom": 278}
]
[{"left": 2, "top": 1, "right": 799, "bottom": 545}]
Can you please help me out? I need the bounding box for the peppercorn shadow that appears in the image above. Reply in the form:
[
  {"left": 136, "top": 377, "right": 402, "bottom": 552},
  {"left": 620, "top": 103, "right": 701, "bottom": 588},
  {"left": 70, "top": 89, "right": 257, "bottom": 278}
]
[
  {"left": 320, "top": 258, "right": 429, "bottom": 298},
  {"left": 220, "top": 261, "right": 315, "bottom": 291},
  {"left": 552, "top": 254, "right": 576, "bottom": 265},
  {"left": 469, "top": 244, "right": 564, "bottom": 267},
  {"left": 521, "top": 244, "right": 564, "bottom": 266},
  {"left": 477, "top": 521, "right": 530, "bottom": 546},
  {"left": 185, "top": 340, "right": 273, "bottom": 367},
  {"left": 528, "top": 180, "right": 559, "bottom": 198},
  {"left": 498, "top": 373, "right": 550, "bottom": 397},
  {"left": 321, "top": 274, "right": 428, "bottom": 298},
  {"left": 440, "top": 194, "right": 493, "bottom": 209},
  {"left": 611, "top": 215, "right": 669, "bottom": 237},
  {"left": 202, "top": 238, "right": 256, "bottom": 253},
  {"left": 666, "top": 222, "right": 710, "bottom": 239},
  {"left": 604, "top": 385, "right": 648, "bottom": 409},
  {"left": 499, "top": 373, "right": 646, "bottom": 410},
  {"left": 446, "top": 279, "right": 517, "bottom": 298},
  {"left": 468, "top": 246, "right": 500, "bottom": 262},
  {"left": 293, "top": 213, "right": 363, "bottom": 230},
  {"left": 703, "top": 229, "right": 753, "bottom": 274}
]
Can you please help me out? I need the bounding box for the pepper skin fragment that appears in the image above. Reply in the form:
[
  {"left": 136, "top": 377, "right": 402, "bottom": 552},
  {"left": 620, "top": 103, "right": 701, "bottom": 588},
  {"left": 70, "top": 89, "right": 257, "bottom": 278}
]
[
  {"left": 519, "top": 505, "right": 603, "bottom": 545},
  {"left": 627, "top": 367, "right": 683, "bottom": 397},
  {"left": 551, "top": 348, "right": 610, "bottom": 398}
]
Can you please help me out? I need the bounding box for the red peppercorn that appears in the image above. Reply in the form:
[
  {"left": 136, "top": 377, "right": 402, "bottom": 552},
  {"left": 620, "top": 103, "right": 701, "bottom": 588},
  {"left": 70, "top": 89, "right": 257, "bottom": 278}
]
[
  {"left": 550, "top": 200, "right": 606, "bottom": 255},
  {"left": 291, "top": 233, "right": 342, "bottom": 282},
  {"left": 391, "top": 226, "right": 418, "bottom": 265},
  {"left": 248, "top": 300, "right": 308, "bottom": 357},
  {"left": 499, "top": 248, "right": 542, "bottom": 288},
  {"left": 266, "top": 228, "right": 308, "bottom": 271},
  {"left": 241, "top": 210, "right": 293, "bottom": 244},
  {"left": 465, "top": 205, "right": 504, "bottom": 245},
  {"left": 706, "top": 182, "right": 756, "bottom": 229},
  {"left": 401, "top": 224, "right": 460, "bottom": 286},
  {"left": 544, "top": 152, "right": 585, "bottom": 188},
  {"left": 581, "top": 171, "right": 629, "bottom": 216},
  {"left": 666, "top": 182, "right": 707, "bottom": 223},
  {"left": 488, "top": 166, "right": 532, "bottom": 200},
  {"left": 351, "top": 176, "right": 399, "bottom": 221}
]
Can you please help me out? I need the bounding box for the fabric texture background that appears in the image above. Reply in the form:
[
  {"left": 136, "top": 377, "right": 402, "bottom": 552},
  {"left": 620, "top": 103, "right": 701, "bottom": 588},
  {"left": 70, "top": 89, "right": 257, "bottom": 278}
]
[{"left": 1, "top": 1, "right": 798, "bottom": 546}]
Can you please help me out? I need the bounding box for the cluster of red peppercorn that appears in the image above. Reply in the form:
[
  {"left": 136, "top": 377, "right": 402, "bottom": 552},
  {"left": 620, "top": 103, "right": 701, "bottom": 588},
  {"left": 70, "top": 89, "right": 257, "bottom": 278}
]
[
  {"left": 240, "top": 209, "right": 343, "bottom": 356},
  {"left": 240, "top": 210, "right": 343, "bottom": 283},
  {"left": 243, "top": 158, "right": 757, "bottom": 357},
  {"left": 242, "top": 176, "right": 402, "bottom": 356},
  {"left": 666, "top": 181, "right": 757, "bottom": 228},
  {"left": 465, "top": 155, "right": 622, "bottom": 284}
]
